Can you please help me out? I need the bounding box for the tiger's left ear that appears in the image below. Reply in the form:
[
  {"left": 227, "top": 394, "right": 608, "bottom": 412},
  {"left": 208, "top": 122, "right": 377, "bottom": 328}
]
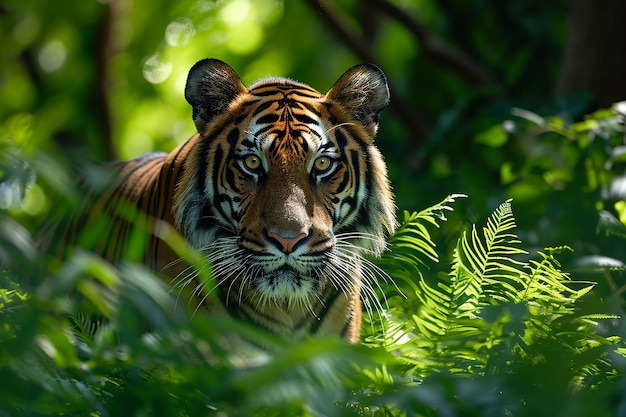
[
  {"left": 326, "top": 64, "right": 390, "bottom": 137},
  {"left": 185, "top": 58, "right": 248, "bottom": 133}
]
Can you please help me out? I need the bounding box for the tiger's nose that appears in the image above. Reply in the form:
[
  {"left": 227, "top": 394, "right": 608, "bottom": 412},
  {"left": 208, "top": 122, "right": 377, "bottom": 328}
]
[{"left": 266, "top": 229, "right": 309, "bottom": 254}]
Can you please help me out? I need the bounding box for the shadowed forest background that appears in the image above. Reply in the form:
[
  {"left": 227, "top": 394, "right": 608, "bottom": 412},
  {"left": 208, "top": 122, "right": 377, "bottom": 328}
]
[
  {"left": 1, "top": 0, "right": 626, "bottom": 416},
  {"left": 3, "top": 0, "right": 626, "bottom": 252}
]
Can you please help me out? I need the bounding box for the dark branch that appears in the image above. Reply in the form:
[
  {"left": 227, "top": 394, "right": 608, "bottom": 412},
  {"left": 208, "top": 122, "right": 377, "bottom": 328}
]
[
  {"left": 305, "top": 0, "right": 430, "bottom": 144},
  {"left": 373, "top": 0, "right": 496, "bottom": 87}
]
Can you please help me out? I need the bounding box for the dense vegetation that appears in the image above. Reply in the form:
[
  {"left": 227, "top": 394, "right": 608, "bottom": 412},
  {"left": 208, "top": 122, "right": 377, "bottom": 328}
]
[{"left": 1, "top": 0, "right": 625, "bottom": 415}]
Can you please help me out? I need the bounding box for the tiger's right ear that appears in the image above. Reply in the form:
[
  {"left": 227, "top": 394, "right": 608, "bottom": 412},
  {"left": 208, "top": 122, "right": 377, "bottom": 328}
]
[
  {"left": 325, "top": 63, "right": 390, "bottom": 137},
  {"left": 185, "top": 58, "right": 247, "bottom": 133}
]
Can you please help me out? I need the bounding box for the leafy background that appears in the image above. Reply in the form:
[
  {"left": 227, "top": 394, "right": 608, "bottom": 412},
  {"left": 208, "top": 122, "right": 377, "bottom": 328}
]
[{"left": 1, "top": 0, "right": 626, "bottom": 416}]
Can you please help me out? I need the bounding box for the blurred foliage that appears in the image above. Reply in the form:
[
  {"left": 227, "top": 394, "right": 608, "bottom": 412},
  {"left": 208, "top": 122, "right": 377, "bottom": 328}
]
[
  {"left": 2, "top": 0, "right": 626, "bottom": 415},
  {"left": 1, "top": 192, "right": 625, "bottom": 416}
]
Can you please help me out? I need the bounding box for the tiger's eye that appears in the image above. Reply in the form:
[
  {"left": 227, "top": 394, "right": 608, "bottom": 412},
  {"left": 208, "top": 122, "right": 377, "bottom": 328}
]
[
  {"left": 244, "top": 155, "right": 261, "bottom": 170},
  {"left": 314, "top": 156, "right": 332, "bottom": 172}
]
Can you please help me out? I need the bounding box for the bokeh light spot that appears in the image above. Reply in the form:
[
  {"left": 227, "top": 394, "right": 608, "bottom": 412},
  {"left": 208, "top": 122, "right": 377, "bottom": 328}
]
[
  {"left": 165, "top": 18, "right": 196, "bottom": 47},
  {"left": 220, "top": 0, "right": 250, "bottom": 24},
  {"left": 143, "top": 55, "right": 173, "bottom": 84},
  {"left": 38, "top": 40, "right": 66, "bottom": 72}
]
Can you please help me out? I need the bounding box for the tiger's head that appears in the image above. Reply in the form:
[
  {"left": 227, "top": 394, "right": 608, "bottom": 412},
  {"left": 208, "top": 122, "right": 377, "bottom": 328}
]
[{"left": 173, "top": 59, "right": 395, "bottom": 339}]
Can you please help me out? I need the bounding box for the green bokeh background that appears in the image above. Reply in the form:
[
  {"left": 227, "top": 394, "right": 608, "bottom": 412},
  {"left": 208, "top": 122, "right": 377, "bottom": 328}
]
[{"left": 1, "top": 1, "right": 626, "bottom": 415}]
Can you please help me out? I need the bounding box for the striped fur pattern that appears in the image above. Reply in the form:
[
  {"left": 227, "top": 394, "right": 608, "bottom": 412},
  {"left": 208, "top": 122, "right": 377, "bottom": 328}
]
[{"left": 46, "top": 59, "right": 396, "bottom": 343}]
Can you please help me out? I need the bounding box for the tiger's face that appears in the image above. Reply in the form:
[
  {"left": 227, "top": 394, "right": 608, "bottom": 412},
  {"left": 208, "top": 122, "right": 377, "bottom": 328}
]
[{"left": 173, "top": 59, "right": 395, "bottom": 331}]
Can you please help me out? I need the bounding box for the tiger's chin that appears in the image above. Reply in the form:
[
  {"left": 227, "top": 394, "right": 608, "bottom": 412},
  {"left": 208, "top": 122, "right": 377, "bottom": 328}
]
[{"left": 250, "top": 266, "right": 322, "bottom": 306}]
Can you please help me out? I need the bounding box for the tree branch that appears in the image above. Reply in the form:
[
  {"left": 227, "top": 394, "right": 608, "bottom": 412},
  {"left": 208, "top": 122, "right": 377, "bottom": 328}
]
[
  {"left": 373, "top": 0, "right": 496, "bottom": 87},
  {"left": 305, "top": 0, "right": 430, "bottom": 144}
]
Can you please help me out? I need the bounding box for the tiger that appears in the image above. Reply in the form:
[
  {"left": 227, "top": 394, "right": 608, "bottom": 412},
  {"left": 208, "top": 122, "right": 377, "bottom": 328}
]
[{"left": 42, "top": 58, "right": 396, "bottom": 345}]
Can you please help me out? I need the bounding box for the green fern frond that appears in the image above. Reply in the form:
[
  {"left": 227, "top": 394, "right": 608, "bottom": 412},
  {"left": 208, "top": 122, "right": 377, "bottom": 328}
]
[
  {"left": 71, "top": 312, "right": 99, "bottom": 338},
  {"left": 522, "top": 248, "right": 594, "bottom": 309},
  {"left": 68, "top": 311, "right": 101, "bottom": 359},
  {"left": 577, "top": 314, "right": 621, "bottom": 321},
  {"left": 449, "top": 199, "right": 527, "bottom": 315},
  {"left": 384, "top": 194, "right": 467, "bottom": 268},
  {"left": 379, "top": 197, "right": 617, "bottom": 386},
  {"left": 372, "top": 194, "right": 465, "bottom": 344}
]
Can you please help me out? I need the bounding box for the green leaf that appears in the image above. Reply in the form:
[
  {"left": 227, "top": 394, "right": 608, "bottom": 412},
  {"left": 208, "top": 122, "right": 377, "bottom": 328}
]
[{"left": 474, "top": 124, "right": 508, "bottom": 147}]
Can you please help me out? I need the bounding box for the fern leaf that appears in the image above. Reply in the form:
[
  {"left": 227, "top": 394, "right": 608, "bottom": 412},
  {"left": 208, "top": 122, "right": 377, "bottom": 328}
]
[
  {"left": 374, "top": 195, "right": 464, "bottom": 341},
  {"left": 521, "top": 248, "right": 588, "bottom": 306},
  {"left": 449, "top": 200, "right": 528, "bottom": 317},
  {"left": 379, "top": 196, "right": 616, "bottom": 390},
  {"left": 384, "top": 194, "right": 467, "bottom": 268}
]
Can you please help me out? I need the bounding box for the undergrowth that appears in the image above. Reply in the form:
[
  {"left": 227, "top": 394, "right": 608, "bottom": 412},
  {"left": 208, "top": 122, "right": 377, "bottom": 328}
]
[{"left": 1, "top": 194, "right": 625, "bottom": 416}]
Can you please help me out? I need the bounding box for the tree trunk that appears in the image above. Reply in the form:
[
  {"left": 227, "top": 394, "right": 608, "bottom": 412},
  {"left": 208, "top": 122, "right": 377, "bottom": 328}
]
[{"left": 556, "top": 0, "right": 626, "bottom": 107}]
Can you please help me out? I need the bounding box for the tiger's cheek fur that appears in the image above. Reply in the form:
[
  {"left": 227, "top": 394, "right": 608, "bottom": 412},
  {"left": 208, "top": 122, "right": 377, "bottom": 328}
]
[{"left": 226, "top": 158, "right": 257, "bottom": 225}]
